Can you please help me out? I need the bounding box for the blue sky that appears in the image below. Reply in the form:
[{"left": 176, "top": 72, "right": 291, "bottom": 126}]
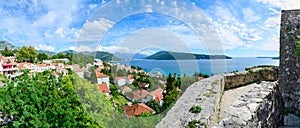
[{"left": 0, "top": 0, "right": 299, "bottom": 57}]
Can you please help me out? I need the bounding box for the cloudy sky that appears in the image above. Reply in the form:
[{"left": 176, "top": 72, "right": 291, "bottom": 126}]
[{"left": 0, "top": 0, "right": 299, "bottom": 57}]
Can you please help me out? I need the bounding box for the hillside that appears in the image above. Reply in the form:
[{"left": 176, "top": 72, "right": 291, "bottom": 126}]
[
  {"left": 62, "top": 50, "right": 120, "bottom": 62},
  {"left": 145, "top": 51, "right": 232, "bottom": 60},
  {"left": 0, "top": 41, "right": 19, "bottom": 50}
]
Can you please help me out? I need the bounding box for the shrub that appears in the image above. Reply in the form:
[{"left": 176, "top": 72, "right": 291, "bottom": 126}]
[
  {"left": 189, "top": 105, "right": 202, "bottom": 114},
  {"left": 185, "top": 119, "right": 206, "bottom": 128},
  {"left": 248, "top": 70, "right": 254, "bottom": 73}
]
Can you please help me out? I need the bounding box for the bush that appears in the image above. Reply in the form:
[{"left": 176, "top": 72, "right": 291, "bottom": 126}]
[
  {"left": 248, "top": 70, "right": 254, "bottom": 73},
  {"left": 185, "top": 119, "right": 206, "bottom": 128},
  {"left": 189, "top": 105, "right": 202, "bottom": 114}
]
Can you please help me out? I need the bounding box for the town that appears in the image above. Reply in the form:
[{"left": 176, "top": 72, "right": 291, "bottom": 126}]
[{"left": 0, "top": 45, "right": 193, "bottom": 120}]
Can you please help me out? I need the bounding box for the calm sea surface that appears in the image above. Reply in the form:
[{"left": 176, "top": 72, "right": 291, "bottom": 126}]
[{"left": 116, "top": 58, "right": 279, "bottom": 76}]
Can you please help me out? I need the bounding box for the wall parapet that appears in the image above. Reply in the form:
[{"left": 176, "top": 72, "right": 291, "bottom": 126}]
[
  {"left": 224, "top": 67, "right": 278, "bottom": 90},
  {"left": 156, "top": 75, "right": 224, "bottom": 128},
  {"left": 215, "top": 81, "right": 284, "bottom": 128}
]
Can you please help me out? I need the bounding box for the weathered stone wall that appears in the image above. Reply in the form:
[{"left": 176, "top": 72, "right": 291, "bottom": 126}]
[
  {"left": 279, "top": 10, "right": 300, "bottom": 115},
  {"left": 224, "top": 68, "right": 278, "bottom": 90},
  {"left": 156, "top": 68, "right": 282, "bottom": 128},
  {"left": 216, "top": 81, "right": 284, "bottom": 128},
  {"left": 156, "top": 75, "right": 224, "bottom": 128}
]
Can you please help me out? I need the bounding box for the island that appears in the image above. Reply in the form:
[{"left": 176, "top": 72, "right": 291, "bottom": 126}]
[{"left": 145, "top": 51, "right": 232, "bottom": 60}]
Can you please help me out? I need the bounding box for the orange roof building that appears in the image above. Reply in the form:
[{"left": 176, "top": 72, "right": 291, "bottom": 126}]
[
  {"left": 150, "top": 87, "right": 164, "bottom": 103},
  {"left": 123, "top": 103, "right": 155, "bottom": 118},
  {"left": 98, "top": 84, "right": 110, "bottom": 93},
  {"left": 125, "top": 89, "right": 149, "bottom": 102},
  {"left": 96, "top": 73, "right": 109, "bottom": 78}
]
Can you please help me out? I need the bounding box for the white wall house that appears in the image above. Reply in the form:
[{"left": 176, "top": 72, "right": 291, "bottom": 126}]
[
  {"left": 114, "top": 76, "right": 127, "bottom": 86},
  {"left": 96, "top": 73, "right": 110, "bottom": 87}
]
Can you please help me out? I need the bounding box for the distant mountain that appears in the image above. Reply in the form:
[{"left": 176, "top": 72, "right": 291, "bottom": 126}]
[
  {"left": 113, "top": 52, "right": 148, "bottom": 60},
  {"left": 95, "top": 51, "right": 120, "bottom": 61},
  {"left": 145, "top": 51, "right": 232, "bottom": 60},
  {"left": 256, "top": 56, "right": 279, "bottom": 60},
  {"left": 132, "top": 53, "right": 148, "bottom": 59},
  {"left": 256, "top": 57, "right": 275, "bottom": 58},
  {"left": 36, "top": 50, "right": 56, "bottom": 56},
  {"left": 64, "top": 50, "right": 120, "bottom": 62},
  {"left": 0, "top": 40, "right": 19, "bottom": 50}
]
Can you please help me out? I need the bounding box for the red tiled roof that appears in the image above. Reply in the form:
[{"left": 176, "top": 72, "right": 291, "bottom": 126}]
[
  {"left": 123, "top": 103, "right": 155, "bottom": 118},
  {"left": 126, "top": 89, "right": 149, "bottom": 101},
  {"left": 96, "top": 73, "right": 108, "bottom": 78},
  {"left": 98, "top": 84, "right": 110, "bottom": 93},
  {"left": 150, "top": 87, "right": 164, "bottom": 103}
]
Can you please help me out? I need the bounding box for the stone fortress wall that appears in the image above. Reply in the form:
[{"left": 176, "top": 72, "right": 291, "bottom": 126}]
[
  {"left": 279, "top": 10, "right": 300, "bottom": 115},
  {"left": 156, "top": 67, "right": 282, "bottom": 128}
]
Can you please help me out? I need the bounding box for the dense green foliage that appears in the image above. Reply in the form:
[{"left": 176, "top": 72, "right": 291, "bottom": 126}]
[
  {"left": 162, "top": 73, "right": 180, "bottom": 110},
  {"left": 145, "top": 51, "right": 232, "bottom": 60},
  {"left": 16, "top": 46, "right": 37, "bottom": 63},
  {"left": 185, "top": 119, "right": 206, "bottom": 128},
  {"left": 74, "top": 74, "right": 163, "bottom": 127},
  {"left": 72, "top": 54, "right": 94, "bottom": 67},
  {"left": 189, "top": 105, "right": 202, "bottom": 114},
  {"left": 295, "top": 39, "right": 300, "bottom": 57},
  {"left": 0, "top": 71, "right": 98, "bottom": 127},
  {"left": 146, "top": 100, "right": 162, "bottom": 113},
  {"left": 37, "top": 53, "right": 48, "bottom": 62},
  {"left": 1, "top": 46, "right": 14, "bottom": 56}
]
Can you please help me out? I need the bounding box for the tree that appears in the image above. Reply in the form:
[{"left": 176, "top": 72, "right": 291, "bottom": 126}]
[
  {"left": 146, "top": 100, "right": 162, "bottom": 113},
  {"left": 1, "top": 46, "right": 14, "bottom": 56},
  {"left": 16, "top": 46, "right": 37, "bottom": 63},
  {"left": 162, "top": 73, "right": 179, "bottom": 110},
  {"left": 0, "top": 71, "right": 98, "bottom": 127},
  {"left": 37, "top": 53, "right": 48, "bottom": 62}
]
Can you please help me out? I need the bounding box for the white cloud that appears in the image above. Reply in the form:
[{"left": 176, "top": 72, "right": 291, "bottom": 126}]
[
  {"left": 69, "top": 46, "right": 93, "bottom": 52},
  {"left": 208, "top": 5, "right": 263, "bottom": 50},
  {"left": 36, "top": 44, "right": 55, "bottom": 51},
  {"left": 55, "top": 28, "right": 65, "bottom": 38},
  {"left": 243, "top": 8, "right": 261, "bottom": 22},
  {"left": 96, "top": 45, "right": 133, "bottom": 54},
  {"left": 255, "top": 0, "right": 300, "bottom": 10},
  {"left": 89, "top": 4, "right": 97, "bottom": 9},
  {"left": 256, "top": 35, "right": 279, "bottom": 51},
  {"left": 264, "top": 17, "right": 280, "bottom": 29},
  {"left": 78, "top": 18, "right": 114, "bottom": 42}
]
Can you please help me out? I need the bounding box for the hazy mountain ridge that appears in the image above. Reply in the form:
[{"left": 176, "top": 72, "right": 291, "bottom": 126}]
[{"left": 145, "top": 51, "right": 232, "bottom": 60}]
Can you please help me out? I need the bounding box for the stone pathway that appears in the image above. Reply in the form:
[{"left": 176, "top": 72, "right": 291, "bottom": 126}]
[{"left": 219, "top": 83, "right": 259, "bottom": 119}]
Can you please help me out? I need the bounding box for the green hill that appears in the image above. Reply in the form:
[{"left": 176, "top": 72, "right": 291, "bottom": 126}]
[{"left": 145, "top": 51, "right": 232, "bottom": 60}]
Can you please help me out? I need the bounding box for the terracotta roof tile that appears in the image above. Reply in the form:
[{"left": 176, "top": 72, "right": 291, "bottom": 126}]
[
  {"left": 96, "top": 73, "right": 108, "bottom": 78},
  {"left": 123, "top": 103, "right": 155, "bottom": 118},
  {"left": 98, "top": 84, "right": 110, "bottom": 93},
  {"left": 126, "top": 89, "right": 149, "bottom": 101}
]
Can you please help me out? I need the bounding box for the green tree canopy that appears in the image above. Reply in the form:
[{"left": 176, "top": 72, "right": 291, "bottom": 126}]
[
  {"left": 0, "top": 71, "right": 98, "bottom": 127},
  {"left": 16, "top": 46, "right": 37, "bottom": 63},
  {"left": 37, "top": 53, "right": 48, "bottom": 62}
]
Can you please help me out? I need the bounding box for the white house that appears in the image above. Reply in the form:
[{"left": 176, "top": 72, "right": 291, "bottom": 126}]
[
  {"left": 94, "top": 59, "right": 103, "bottom": 66},
  {"left": 114, "top": 76, "right": 127, "bottom": 86},
  {"left": 96, "top": 73, "right": 110, "bottom": 87}
]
